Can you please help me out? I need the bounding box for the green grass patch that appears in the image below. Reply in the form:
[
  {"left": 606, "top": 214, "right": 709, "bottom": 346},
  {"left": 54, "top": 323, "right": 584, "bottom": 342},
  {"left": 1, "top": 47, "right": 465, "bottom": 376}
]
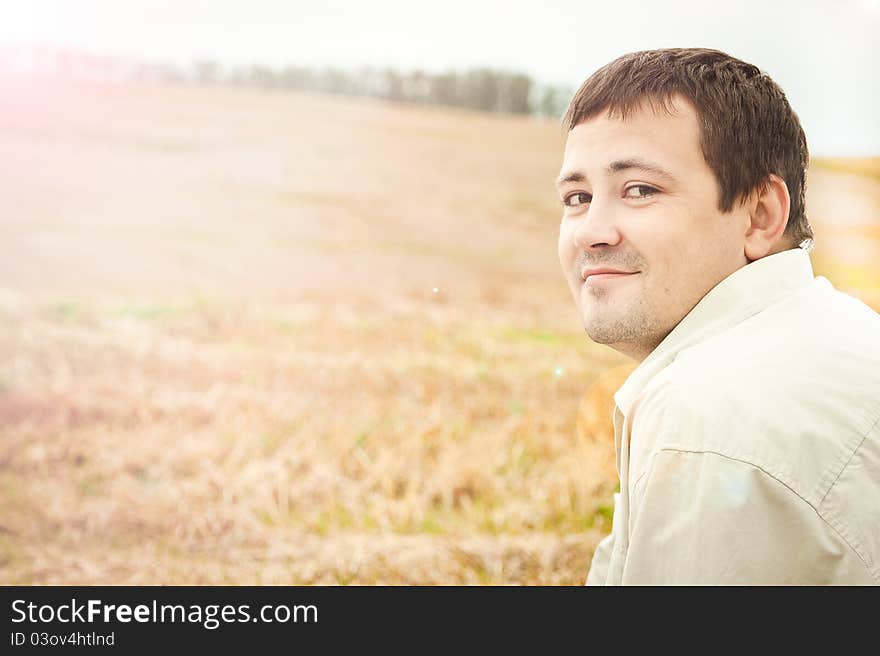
[
  {"left": 49, "top": 301, "right": 84, "bottom": 322},
  {"left": 109, "top": 303, "right": 183, "bottom": 321},
  {"left": 494, "top": 325, "right": 585, "bottom": 348}
]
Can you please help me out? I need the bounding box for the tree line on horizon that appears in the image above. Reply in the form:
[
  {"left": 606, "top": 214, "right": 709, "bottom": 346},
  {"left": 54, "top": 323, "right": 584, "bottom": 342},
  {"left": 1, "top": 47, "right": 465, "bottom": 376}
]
[
  {"left": 0, "top": 47, "right": 575, "bottom": 120},
  {"left": 190, "top": 61, "right": 575, "bottom": 119}
]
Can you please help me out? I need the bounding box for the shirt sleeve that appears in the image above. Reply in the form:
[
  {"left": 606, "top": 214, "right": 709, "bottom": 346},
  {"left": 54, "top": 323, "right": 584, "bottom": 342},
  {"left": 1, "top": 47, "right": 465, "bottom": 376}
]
[
  {"left": 585, "top": 493, "right": 619, "bottom": 586},
  {"left": 620, "top": 449, "right": 874, "bottom": 585}
]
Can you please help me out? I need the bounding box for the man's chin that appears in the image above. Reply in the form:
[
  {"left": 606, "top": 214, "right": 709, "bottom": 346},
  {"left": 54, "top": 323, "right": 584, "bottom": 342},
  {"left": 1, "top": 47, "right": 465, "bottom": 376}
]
[
  {"left": 581, "top": 318, "right": 623, "bottom": 345},
  {"left": 580, "top": 307, "right": 641, "bottom": 344}
]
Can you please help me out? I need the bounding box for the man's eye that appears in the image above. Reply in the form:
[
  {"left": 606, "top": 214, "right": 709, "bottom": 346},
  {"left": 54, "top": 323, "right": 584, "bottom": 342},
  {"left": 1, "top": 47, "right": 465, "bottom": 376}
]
[
  {"left": 563, "top": 192, "right": 592, "bottom": 207},
  {"left": 624, "top": 185, "right": 659, "bottom": 199}
]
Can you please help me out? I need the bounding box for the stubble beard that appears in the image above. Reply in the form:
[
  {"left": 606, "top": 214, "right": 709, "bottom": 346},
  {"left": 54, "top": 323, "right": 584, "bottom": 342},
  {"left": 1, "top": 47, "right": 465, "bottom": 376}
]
[{"left": 579, "top": 282, "right": 659, "bottom": 348}]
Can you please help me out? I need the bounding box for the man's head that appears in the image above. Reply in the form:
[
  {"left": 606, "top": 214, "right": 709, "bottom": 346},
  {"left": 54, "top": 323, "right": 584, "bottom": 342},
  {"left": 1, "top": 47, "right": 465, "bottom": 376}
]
[{"left": 556, "top": 47, "right": 812, "bottom": 361}]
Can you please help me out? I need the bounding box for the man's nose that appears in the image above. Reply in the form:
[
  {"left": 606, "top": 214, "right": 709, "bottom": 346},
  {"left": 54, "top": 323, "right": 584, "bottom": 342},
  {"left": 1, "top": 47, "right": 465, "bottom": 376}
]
[{"left": 571, "top": 197, "right": 623, "bottom": 249}]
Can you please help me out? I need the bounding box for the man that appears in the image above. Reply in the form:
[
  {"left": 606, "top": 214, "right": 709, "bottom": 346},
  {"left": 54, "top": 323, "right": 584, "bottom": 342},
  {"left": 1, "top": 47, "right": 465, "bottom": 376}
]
[{"left": 556, "top": 48, "right": 880, "bottom": 584}]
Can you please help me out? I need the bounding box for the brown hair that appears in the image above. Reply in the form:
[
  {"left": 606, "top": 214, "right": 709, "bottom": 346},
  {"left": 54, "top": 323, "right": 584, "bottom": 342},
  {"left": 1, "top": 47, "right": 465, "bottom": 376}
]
[{"left": 562, "top": 48, "right": 813, "bottom": 247}]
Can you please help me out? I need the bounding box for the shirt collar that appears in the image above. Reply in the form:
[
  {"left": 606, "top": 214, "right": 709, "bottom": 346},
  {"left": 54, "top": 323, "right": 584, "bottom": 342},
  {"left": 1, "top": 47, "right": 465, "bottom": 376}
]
[{"left": 613, "top": 247, "right": 816, "bottom": 418}]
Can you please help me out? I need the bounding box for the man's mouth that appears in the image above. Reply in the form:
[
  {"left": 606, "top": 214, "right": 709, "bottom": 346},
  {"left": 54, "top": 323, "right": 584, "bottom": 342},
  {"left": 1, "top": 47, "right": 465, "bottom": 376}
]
[{"left": 581, "top": 266, "right": 640, "bottom": 283}]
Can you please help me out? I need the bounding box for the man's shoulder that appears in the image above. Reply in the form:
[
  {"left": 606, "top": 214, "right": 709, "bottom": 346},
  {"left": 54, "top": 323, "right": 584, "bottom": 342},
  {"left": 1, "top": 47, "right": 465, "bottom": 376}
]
[
  {"left": 668, "top": 277, "right": 880, "bottom": 408},
  {"left": 630, "top": 279, "right": 880, "bottom": 505},
  {"left": 695, "top": 275, "right": 880, "bottom": 357}
]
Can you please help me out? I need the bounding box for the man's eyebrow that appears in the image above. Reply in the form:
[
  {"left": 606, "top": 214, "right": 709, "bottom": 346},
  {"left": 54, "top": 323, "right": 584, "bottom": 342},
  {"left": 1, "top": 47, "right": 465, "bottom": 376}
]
[{"left": 555, "top": 157, "right": 679, "bottom": 190}]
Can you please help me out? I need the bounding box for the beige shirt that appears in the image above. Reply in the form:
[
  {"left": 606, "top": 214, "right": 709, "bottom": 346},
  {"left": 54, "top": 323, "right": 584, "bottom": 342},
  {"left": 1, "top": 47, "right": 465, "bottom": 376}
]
[{"left": 586, "top": 247, "right": 880, "bottom": 585}]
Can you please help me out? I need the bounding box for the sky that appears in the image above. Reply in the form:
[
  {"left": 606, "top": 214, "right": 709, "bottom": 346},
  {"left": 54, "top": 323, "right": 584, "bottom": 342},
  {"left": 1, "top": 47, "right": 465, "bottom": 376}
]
[{"left": 2, "top": 0, "right": 878, "bottom": 155}]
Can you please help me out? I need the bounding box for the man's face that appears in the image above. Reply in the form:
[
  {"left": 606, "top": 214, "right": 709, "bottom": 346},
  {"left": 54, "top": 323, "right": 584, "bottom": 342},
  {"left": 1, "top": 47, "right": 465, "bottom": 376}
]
[{"left": 557, "top": 95, "right": 748, "bottom": 361}]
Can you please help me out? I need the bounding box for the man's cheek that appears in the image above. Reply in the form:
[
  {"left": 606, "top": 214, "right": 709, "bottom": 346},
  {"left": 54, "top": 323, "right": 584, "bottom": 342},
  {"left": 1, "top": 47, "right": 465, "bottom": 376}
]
[
  {"left": 559, "top": 240, "right": 577, "bottom": 280},
  {"left": 557, "top": 235, "right": 568, "bottom": 270}
]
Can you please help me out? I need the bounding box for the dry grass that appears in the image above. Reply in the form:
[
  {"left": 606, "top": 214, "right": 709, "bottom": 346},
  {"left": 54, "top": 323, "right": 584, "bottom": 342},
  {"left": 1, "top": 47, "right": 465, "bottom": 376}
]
[
  {"left": 0, "top": 77, "right": 877, "bottom": 584},
  {"left": 0, "top": 292, "right": 621, "bottom": 584}
]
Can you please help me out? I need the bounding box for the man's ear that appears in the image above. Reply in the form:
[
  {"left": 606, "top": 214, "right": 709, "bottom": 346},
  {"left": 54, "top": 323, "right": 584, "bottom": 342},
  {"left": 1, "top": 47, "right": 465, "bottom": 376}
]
[{"left": 744, "top": 174, "right": 791, "bottom": 261}]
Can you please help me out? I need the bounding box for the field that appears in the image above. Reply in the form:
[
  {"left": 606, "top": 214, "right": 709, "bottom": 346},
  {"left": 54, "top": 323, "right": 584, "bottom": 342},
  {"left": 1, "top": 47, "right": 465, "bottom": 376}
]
[{"left": 1, "top": 77, "right": 878, "bottom": 584}]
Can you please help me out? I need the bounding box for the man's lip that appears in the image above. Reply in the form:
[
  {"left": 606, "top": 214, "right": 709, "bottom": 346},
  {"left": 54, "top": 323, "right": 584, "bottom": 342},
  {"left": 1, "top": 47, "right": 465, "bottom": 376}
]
[{"left": 581, "top": 267, "right": 639, "bottom": 281}]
